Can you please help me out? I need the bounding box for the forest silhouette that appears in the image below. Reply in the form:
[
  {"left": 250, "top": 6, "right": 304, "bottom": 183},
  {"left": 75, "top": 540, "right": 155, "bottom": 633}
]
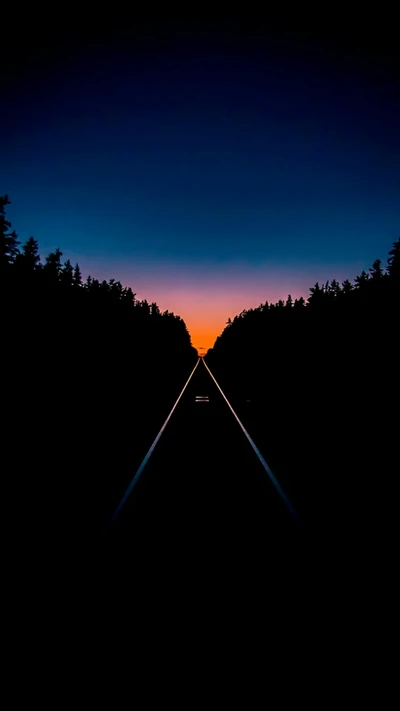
[
  {"left": 206, "top": 236, "right": 399, "bottom": 558},
  {"left": 1, "top": 195, "right": 197, "bottom": 555},
  {"left": 2, "top": 194, "right": 399, "bottom": 571}
]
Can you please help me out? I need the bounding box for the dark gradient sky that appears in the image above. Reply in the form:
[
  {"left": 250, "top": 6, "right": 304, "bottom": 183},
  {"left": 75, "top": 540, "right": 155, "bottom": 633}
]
[{"left": 2, "top": 15, "right": 399, "bottom": 352}]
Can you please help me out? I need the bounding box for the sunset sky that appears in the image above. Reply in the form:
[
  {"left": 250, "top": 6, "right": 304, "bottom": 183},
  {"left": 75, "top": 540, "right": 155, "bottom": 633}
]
[{"left": 2, "top": 15, "right": 399, "bottom": 354}]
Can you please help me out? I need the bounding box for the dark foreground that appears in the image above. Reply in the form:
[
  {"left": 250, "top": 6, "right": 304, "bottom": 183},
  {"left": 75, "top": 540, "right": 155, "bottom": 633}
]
[
  {"left": 94, "top": 359, "right": 313, "bottom": 602},
  {"left": 10, "top": 356, "right": 395, "bottom": 640}
]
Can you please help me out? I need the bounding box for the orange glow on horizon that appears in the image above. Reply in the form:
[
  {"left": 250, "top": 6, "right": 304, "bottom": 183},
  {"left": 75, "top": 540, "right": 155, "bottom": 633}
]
[
  {"left": 74, "top": 257, "right": 360, "bottom": 356},
  {"left": 145, "top": 285, "right": 299, "bottom": 355},
  {"left": 188, "top": 322, "right": 225, "bottom": 356}
]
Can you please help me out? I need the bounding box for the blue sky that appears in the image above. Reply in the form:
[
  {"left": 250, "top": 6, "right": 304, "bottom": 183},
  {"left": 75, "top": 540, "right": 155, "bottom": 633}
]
[{"left": 1, "top": 24, "right": 399, "bottom": 350}]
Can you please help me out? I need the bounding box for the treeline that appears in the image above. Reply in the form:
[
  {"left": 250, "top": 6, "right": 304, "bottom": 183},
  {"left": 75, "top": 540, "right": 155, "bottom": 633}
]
[
  {"left": 1, "top": 195, "right": 197, "bottom": 550},
  {"left": 208, "top": 243, "right": 399, "bottom": 362},
  {"left": 206, "top": 239, "right": 400, "bottom": 550},
  {"left": 1, "top": 194, "right": 196, "bottom": 366}
]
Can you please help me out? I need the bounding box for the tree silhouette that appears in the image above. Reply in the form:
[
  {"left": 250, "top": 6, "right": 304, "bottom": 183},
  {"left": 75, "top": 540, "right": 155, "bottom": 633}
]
[
  {"left": 44, "top": 248, "right": 63, "bottom": 283},
  {"left": 354, "top": 270, "right": 369, "bottom": 288},
  {"left": 22, "top": 237, "right": 40, "bottom": 268},
  {"left": 341, "top": 279, "right": 353, "bottom": 295},
  {"left": 387, "top": 239, "right": 400, "bottom": 282},
  {"left": 73, "top": 263, "right": 82, "bottom": 287},
  {"left": 308, "top": 282, "right": 325, "bottom": 307},
  {"left": 61, "top": 259, "right": 74, "bottom": 287},
  {"left": 123, "top": 287, "right": 135, "bottom": 307},
  {"left": 0, "top": 195, "right": 20, "bottom": 271},
  {"left": 293, "top": 296, "right": 305, "bottom": 310},
  {"left": 369, "top": 259, "right": 384, "bottom": 280},
  {"left": 328, "top": 279, "right": 341, "bottom": 298},
  {"left": 15, "top": 237, "right": 41, "bottom": 274}
]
